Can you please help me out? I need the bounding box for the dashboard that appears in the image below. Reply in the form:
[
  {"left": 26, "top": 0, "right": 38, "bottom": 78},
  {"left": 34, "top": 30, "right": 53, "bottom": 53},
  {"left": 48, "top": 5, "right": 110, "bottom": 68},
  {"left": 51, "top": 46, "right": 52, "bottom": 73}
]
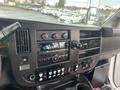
[{"left": 0, "top": 18, "right": 120, "bottom": 89}]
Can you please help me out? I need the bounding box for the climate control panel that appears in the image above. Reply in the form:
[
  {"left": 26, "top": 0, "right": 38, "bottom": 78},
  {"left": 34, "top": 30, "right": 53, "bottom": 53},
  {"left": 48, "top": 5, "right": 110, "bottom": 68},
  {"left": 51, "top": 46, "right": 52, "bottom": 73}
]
[{"left": 36, "top": 30, "right": 69, "bottom": 40}]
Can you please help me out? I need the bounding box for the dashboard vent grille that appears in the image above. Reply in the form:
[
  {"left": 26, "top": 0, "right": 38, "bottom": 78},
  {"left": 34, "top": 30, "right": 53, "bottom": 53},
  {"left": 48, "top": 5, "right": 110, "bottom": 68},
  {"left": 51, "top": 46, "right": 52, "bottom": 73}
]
[{"left": 15, "top": 29, "right": 31, "bottom": 53}]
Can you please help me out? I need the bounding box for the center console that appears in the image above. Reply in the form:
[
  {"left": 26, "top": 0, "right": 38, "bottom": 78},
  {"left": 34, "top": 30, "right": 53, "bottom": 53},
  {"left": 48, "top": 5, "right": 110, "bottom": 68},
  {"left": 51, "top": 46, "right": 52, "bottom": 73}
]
[{"left": 35, "top": 30, "right": 72, "bottom": 84}]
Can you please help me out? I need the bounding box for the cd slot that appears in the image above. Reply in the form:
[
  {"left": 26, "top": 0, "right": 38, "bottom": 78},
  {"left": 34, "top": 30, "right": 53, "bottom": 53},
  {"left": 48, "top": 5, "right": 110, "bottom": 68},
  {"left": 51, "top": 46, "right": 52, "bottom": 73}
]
[
  {"left": 37, "top": 41, "right": 69, "bottom": 52},
  {"left": 79, "top": 48, "right": 100, "bottom": 58}
]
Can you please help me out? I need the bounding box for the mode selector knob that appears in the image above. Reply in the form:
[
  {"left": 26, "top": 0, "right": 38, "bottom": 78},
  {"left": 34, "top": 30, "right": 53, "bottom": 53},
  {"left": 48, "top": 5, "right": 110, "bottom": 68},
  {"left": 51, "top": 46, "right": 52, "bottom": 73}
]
[
  {"left": 52, "top": 33, "right": 59, "bottom": 39},
  {"left": 41, "top": 33, "right": 48, "bottom": 40}
]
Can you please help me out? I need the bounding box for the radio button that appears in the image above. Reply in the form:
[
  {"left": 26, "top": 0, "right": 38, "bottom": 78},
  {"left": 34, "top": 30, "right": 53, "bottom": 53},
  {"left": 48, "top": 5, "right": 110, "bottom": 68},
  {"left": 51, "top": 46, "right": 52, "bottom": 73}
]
[
  {"left": 53, "top": 70, "right": 57, "bottom": 74},
  {"left": 39, "top": 73, "right": 43, "bottom": 77},
  {"left": 48, "top": 75, "right": 52, "bottom": 78},
  {"left": 57, "top": 69, "right": 61, "bottom": 76},
  {"left": 61, "top": 72, "right": 64, "bottom": 75},
  {"left": 53, "top": 70, "right": 57, "bottom": 77}
]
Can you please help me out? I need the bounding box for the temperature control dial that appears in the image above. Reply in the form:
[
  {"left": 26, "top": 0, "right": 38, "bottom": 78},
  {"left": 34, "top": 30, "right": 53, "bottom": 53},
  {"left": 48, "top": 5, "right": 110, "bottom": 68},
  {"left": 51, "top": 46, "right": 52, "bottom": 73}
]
[
  {"left": 61, "top": 33, "right": 68, "bottom": 39},
  {"left": 52, "top": 33, "right": 59, "bottom": 39},
  {"left": 41, "top": 33, "right": 48, "bottom": 40}
]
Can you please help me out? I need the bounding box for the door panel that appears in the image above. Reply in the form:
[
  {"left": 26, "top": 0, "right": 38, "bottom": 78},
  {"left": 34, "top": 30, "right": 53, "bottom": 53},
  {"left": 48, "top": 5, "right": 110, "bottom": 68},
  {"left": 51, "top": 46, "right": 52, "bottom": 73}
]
[{"left": 113, "top": 53, "right": 120, "bottom": 87}]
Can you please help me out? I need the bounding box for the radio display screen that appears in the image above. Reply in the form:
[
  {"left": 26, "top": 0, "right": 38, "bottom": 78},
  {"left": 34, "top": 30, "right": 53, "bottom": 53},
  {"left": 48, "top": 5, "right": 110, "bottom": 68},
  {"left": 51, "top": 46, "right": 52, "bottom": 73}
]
[{"left": 40, "top": 42, "right": 66, "bottom": 51}]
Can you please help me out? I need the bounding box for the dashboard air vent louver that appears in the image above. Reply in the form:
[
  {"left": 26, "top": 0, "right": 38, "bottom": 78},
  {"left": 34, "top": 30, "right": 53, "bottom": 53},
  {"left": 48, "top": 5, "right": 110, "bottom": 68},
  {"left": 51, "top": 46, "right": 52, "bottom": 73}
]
[{"left": 15, "top": 29, "right": 31, "bottom": 53}]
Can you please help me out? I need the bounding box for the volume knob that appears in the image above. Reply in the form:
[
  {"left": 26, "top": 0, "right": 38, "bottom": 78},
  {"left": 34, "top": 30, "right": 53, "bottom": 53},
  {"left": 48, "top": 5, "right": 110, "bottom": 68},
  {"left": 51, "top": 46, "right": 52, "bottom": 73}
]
[{"left": 52, "top": 55, "right": 59, "bottom": 62}]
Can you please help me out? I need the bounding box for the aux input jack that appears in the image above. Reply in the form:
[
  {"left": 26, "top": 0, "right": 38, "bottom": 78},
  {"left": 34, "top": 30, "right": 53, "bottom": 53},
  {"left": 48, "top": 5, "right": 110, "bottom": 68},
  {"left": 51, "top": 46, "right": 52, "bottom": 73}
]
[{"left": 29, "top": 74, "right": 35, "bottom": 81}]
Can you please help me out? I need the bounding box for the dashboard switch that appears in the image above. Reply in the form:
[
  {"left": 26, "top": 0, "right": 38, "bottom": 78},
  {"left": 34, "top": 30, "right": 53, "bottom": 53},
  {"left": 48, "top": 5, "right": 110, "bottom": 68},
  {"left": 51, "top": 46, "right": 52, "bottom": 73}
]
[
  {"left": 39, "top": 73, "right": 43, "bottom": 77},
  {"left": 57, "top": 69, "right": 61, "bottom": 76},
  {"left": 39, "top": 78, "right": 43, "bottom": 81}
]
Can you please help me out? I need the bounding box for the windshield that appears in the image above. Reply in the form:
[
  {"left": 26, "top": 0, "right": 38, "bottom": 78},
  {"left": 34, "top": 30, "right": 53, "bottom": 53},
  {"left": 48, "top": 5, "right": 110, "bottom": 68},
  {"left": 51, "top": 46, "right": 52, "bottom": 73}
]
[{"left": 0, "top": 0, "right": 120, "bottom": 26}]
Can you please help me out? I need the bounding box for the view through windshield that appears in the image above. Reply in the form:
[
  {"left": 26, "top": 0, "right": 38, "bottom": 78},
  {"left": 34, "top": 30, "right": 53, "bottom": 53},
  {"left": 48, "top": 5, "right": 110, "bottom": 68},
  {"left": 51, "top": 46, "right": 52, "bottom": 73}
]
[{"left": 0, "top": 0, "right": 120, "bottom": 26}]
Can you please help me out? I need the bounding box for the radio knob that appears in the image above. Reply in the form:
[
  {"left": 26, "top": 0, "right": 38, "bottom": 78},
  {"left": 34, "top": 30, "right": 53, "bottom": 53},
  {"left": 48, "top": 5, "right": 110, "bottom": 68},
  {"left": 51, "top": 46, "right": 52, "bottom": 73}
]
[
  {"left": 52, "top": 33, "right": 59, "bottom": 39},
  {"left": 52, "top": 55, "right": 59, "bottom": 62},
  {"left": 41, "top": 33, "right": 48, "bottom": 40},
  {"left": 61, "top": 33, "right": 68, "bottom": 39}
]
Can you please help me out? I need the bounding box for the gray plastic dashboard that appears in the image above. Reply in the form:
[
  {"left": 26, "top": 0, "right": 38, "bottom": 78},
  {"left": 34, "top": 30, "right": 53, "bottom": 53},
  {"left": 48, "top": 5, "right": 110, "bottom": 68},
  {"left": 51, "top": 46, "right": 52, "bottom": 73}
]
[{"left": 0, "top": 18, "right": 120, "bottom": 88}]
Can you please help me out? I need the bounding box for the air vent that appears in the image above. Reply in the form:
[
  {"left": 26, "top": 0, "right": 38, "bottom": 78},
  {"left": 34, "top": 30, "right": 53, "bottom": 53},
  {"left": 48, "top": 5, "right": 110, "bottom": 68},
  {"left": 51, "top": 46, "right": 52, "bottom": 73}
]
[{"left": 15, "top": 29, "right": 31, "bottom": 53}]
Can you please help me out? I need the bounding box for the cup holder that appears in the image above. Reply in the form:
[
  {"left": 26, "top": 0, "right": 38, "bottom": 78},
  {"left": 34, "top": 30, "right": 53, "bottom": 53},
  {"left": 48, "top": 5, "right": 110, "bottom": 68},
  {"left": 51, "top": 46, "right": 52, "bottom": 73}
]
[
  {"left": 52, "top": 75, "right": 93, "bottom": 90},
  {"left": 65, "top": 83, "right": 92, "bottom": 90},
  {"left": 76, "top": 83, "right": 92, "bottom": 90},
  {"left": 64, "top": 76, "right": 93, "bottom": 90}
]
